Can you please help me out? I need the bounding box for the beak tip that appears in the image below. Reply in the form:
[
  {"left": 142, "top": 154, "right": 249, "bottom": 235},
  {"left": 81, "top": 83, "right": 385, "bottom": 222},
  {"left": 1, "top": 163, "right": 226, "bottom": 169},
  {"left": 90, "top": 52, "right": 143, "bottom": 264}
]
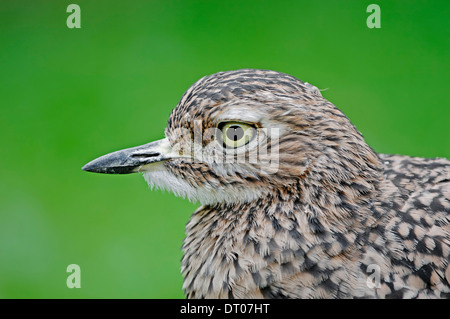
[
  {"left": 81, "top": 158, "right": 136, "bottom": 174},
  {"left": 81, "top": 161, "right": 98, "bottom": 173}
]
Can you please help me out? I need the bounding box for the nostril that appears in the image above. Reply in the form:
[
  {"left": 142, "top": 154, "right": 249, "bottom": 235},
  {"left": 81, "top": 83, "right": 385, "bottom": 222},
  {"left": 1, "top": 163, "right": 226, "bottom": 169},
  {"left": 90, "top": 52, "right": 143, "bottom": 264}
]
[{"left": 131, "top": 152, "right": 160, "bottom": 159}]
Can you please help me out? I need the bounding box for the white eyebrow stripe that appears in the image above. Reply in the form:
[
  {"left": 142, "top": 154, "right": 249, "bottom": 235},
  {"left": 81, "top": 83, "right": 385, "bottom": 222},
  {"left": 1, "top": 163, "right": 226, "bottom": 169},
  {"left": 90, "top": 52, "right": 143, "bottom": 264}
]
[
  {"left": 215, "top": 106, "right": 264, "bottom": 124},
  {"left": 213, "top": 104, "right": 288, "bottom": 136}
]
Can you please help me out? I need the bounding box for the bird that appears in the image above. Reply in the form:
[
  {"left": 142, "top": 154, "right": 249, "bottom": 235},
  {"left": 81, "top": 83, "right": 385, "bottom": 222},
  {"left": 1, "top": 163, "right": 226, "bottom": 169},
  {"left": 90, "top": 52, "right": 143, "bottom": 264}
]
[{"left": 82, "top": 69, "right": 450, "bottom": 299}]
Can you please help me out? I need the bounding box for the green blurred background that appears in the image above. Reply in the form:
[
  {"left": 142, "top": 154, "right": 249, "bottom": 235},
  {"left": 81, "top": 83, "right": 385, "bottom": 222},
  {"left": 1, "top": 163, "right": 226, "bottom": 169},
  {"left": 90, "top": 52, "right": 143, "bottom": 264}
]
[{"left": 0, "top": 0, "right": 448, "bottom": 298}]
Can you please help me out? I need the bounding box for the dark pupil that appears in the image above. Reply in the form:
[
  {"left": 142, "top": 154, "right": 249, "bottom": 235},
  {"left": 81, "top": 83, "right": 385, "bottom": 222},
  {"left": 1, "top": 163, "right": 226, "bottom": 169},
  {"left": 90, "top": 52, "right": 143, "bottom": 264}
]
[{"left": 227, "top": 126, "right": 244, "bottom": 141}]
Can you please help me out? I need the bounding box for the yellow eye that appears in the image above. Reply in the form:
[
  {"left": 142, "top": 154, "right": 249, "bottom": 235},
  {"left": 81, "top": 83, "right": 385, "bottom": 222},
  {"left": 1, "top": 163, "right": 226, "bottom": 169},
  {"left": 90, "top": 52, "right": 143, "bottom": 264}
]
[{"left": 219, "top": 122, "right": 256, "bottom": 148}]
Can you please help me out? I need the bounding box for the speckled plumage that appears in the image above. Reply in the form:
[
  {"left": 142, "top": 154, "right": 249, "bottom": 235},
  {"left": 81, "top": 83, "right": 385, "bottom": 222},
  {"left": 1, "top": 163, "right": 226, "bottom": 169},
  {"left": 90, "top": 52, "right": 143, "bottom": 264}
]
[{"left": 84, "top": 69, "right": 450, "bottom": 298}]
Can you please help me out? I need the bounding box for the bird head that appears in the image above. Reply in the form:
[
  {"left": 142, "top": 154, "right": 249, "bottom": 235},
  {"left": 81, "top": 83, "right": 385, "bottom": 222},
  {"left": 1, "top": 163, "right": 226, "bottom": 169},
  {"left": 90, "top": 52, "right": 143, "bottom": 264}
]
[{"left": 83, "top": 69, "right": 381, "bottom": 205}]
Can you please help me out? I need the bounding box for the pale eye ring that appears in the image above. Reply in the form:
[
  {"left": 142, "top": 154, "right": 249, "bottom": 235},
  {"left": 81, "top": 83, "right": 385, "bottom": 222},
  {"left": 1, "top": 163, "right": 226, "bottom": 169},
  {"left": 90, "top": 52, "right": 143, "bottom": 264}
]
[{"left": 218, "top": 122, "right": 256, "bottom": 148}]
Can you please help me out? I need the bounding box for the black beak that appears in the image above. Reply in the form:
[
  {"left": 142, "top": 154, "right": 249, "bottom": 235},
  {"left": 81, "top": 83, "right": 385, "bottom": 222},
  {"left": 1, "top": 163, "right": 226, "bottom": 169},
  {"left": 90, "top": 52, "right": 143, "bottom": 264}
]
[{"left": 82, "top": 138, "right": 171, "bottom": 174}]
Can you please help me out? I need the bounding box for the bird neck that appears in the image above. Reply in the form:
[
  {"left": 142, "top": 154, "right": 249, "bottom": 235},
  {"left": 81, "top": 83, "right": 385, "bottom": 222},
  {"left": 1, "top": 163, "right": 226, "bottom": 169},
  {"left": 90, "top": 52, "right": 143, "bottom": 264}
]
[
  {"left": 182, "top": 162, "right": 385, "bottom": 298},
  {"left": 182, "top": 142, "right": 385, "bottom": 297}
]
